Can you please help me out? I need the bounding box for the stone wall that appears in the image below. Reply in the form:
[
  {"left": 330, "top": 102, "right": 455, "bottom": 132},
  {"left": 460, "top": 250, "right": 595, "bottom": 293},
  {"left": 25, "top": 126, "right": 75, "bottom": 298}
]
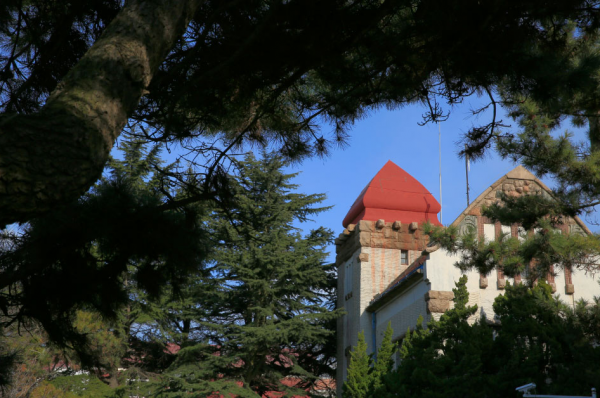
[
  {"left": 425, "top": 290, "right": 454, "bottom": 313},
  {"left": 335, "top": 219, "right": 430, "bottom": 266}
]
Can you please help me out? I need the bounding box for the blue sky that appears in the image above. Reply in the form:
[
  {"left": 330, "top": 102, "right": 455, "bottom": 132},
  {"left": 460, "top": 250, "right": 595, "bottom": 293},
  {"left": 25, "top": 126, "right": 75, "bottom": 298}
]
[
  {"left": 282, "top": 97, "right": 599, "bottom": 263},
  {"left": 111, "top": 94, "right": 597, "bottom": 264}
]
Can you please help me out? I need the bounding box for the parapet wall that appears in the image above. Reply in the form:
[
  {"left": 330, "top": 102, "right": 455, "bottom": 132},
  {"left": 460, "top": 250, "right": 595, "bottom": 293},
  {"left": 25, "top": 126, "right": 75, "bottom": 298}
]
[{"left": 335, "top": 219, "right": 431, "bottom": 265}]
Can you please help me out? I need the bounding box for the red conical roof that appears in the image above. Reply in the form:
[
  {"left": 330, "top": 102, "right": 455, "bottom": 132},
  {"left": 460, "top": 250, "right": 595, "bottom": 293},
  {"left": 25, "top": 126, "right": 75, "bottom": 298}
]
[{"left": 342, "top": 161, "right": 442, "bottom": 227}]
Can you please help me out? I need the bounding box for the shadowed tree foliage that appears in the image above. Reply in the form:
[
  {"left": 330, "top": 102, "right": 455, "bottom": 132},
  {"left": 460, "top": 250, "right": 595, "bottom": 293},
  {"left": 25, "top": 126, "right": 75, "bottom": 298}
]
[
  {"left": 370, "top": 322, "right": 396, "bottom": 395},
  {"left": 5, "top": 0, "right": 600, "bottom": 393},
  {"left": 425, "top": 212, "right": 600, "bottom": 284},
  {"left": 3, "top": 1, "right": 600, "bottom": 224},
  {"left": 0, "top": 136, "right": 209, "bottom": 385},
  {"left": 343, "top": 322, "right": 397, "bottom": 398},
  {"left": 343, "top": 331, "right": 371, "bottom": 398},
  {"left": 0, "top": 146, "right": 341, "bottom": 396}
]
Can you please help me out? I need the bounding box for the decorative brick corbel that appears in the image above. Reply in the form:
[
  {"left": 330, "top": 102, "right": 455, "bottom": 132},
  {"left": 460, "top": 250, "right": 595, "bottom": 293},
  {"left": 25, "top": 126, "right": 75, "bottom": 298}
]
[
  {"left": 565, "top": 284, "right": 575, "bottom": 295},
  {"left": 425, "top": 290, "right": 454, "bottom": 313},
  {"left": 565, "top": 267, "right": 574, "bottom": 295},
  {"left": 497, "top": 267, "right": 505, "bottom": 290},
  {"left": 497, "top": 278, "right": 506, "bottom": 290},
  {"left": 480, "top": 275, "right": 488, "bottom": 289},
  {"left": 514, "top": 274, "right": 522, "bottom": 285}
]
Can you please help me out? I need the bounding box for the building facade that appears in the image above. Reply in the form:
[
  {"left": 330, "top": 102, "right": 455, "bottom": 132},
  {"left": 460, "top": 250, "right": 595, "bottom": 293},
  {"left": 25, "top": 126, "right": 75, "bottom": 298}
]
[{"left": 335, "top": 162, "right": 598, "bottom": 395}]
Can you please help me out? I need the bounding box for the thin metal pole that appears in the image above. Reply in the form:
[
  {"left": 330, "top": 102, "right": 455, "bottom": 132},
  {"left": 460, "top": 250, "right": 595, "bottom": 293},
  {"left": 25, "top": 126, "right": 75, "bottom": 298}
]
[
  {"left": 439, "top": 122, "right": 442, "bottom": 224},
  {"left": 465, "top": 144, "right": 470, "bottom": 206}
]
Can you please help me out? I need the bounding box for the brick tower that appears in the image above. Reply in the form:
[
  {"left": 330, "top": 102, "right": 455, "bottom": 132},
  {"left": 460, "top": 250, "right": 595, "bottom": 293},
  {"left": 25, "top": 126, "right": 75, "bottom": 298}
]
[{"left": 335, "top": 160, "right": 441, "bottom": 392}]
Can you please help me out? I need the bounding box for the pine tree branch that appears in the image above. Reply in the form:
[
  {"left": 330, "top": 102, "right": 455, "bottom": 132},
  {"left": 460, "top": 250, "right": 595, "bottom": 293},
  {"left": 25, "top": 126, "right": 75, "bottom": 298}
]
[{"left": 0, "top": 0, "right": 204, "bottom": 227}]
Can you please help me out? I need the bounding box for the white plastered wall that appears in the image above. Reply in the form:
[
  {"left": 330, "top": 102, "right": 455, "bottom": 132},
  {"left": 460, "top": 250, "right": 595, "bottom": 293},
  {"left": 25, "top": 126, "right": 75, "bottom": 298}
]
[
  {"left": 424, "top": 224, "right": 600, "bottom": 323},
  {"left": 564, "top": 266, "right": 599, "bottom": 306}
]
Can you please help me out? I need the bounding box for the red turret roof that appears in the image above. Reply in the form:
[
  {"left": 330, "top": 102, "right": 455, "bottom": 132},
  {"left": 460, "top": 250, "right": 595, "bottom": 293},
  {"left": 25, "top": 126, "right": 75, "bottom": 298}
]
[{"left": 342, "top": 161, "right": 442, "bottom": 227}]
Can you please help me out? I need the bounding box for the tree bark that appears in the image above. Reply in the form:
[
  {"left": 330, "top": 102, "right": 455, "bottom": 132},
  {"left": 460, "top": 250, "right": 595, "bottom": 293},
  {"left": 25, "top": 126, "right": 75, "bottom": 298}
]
[
  {"left": 589, "top": 116, "right": 600, "bottom": 152},
  {"left": 0, "top": 0, "right": 203, "bottom": 227}
]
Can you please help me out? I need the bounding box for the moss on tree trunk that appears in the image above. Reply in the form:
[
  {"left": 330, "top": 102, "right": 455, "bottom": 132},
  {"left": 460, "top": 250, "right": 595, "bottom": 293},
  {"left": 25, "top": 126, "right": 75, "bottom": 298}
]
[{"left": 0, "top": 0, "right": 203, "bottom": 227}]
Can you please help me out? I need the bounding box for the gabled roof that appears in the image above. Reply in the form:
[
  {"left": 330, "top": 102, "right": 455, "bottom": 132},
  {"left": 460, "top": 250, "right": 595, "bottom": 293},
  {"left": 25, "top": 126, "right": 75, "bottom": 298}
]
[
  {"left": 342, "top": 160, "right": 442, "bottom": 227},
  {"left": 450, "top": 165, "right": 591, "bottom": 234}
]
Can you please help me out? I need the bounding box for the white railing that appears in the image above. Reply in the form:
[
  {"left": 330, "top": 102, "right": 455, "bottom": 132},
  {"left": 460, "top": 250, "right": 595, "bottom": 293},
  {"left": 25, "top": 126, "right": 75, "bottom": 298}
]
[{"left": 516, "top": 383, "right": 597, "bottom": 398}]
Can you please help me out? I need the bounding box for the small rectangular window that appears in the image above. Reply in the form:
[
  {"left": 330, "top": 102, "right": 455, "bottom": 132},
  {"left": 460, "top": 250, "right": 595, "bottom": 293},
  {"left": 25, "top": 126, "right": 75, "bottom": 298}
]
[
  {"left": 483, "top": 223, "right": 495, "bottom": 242},
  {"left": 345, "top": 263, "right": 353, "bottom": 295},
  {"left": 401, "top": 250, "right": 408, "bottom": 265}
]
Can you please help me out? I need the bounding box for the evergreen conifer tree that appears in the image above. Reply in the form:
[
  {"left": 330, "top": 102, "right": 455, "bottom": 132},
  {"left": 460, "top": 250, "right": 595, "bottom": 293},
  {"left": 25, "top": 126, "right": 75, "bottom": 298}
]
[
  {"left": 343, "top": 331, "right": 372, "bottom": 398},
  {"left": 370, "top": 322, "right": 396, "bottom": 394},
  {"left": 452, "top": 275, "right": 469, "bottom": 310},
  {"left": 398, "top": 327, "right": 412, "bottom": 361},
  {"left": 0, "top": 136, "right": 208, "bottom": 391},
  {"left": 397, "top": 317, "right": 425, "bottom": 362},
  {"left": 158, "top": 152, "right": 341, "bottom": 397}
]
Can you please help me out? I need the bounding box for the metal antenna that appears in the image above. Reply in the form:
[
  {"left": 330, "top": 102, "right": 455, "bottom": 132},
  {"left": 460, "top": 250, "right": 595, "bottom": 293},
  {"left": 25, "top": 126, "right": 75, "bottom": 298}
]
[
  {"left": 465, "top": 144, "right": 470, "bottom": 206},
  {"left": 438, "top": 122, "right": 442, "bottom": 224}
]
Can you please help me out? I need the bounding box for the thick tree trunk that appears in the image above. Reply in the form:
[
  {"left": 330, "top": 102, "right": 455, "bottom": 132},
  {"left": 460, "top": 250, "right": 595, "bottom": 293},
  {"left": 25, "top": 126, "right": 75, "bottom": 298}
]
[
  {"left": 107, "top": 368, "right": 120, "bottom": 389},
  {"left": 0, "top": 0, "right": 203, "bottom": 227},
  {"left": 589, "top": 116, "right": 600, "bottom": 152},
  {"left": 182, "top": 318, "right": 191, "bottom": 343}
]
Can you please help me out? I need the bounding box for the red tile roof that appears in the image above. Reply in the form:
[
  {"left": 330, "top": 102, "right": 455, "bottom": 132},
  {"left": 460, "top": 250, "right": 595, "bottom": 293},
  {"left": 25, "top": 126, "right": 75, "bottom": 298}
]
[{"left": 343, "top": 161, "right": 441, "bottom": 227}]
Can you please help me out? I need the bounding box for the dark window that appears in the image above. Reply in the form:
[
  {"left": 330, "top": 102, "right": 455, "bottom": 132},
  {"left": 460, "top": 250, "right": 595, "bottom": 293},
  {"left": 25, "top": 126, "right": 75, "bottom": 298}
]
[{"left": 401, "top": 250, "right": 408, "bottom": 265}]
